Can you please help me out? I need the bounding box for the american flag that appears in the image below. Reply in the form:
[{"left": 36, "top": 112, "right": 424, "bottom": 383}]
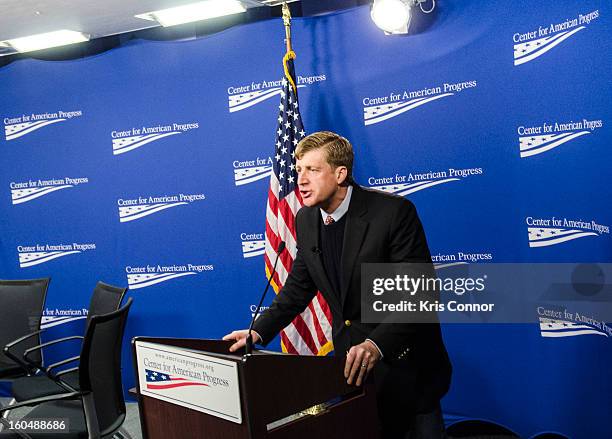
[
  {"left": 145, "top": 369, "right": 208, "bottom": 390},
  {"left": 264, "top": 52, "right": 334, "bottom": 356}
]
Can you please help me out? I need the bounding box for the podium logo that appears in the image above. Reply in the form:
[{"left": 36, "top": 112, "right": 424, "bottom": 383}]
[
  {"left": 10, "top": 177, "right": 88, "bottom": 205},
  {"left": 111, "top": 122, "right": 199, "bottom": 155},
  {"left": 368, "top": 167, "right": 483, "bottom": 197},
  {"left": 526, "top": 216, "right": 609, "bottom": 248},
  {"left": 41, "top": 307, "right": 88, "bottom": 330},
  {"left": 432, "top": 251, "right": 493, "bottom": 269},
  {"left": 4, "top": 110, "right": 82, "bottom": 141},
  {"left": 118, "top": 193, "right": 205, "bottom": 223},
  {"left": 17, "top": 243, "right": 96, "bottom": 268},
  {"left": 145, "top": 369, "right": 209, "bottom": 390},
  {"left": 362, "top": 80, "right": 476, "bottom": 126},
  {"left": 126, "top": 263, "right": 214, "bottom": 289},
  {"left": 227, "top": 75, "right": 324, "bottom": 113},
  {"left": 241, "top": 233, "right": 265, "bottom": 258},
  {"left": 513, "top": 9, "right": 598, "bottom": 66},
  {"left": 233, "top": 157, "right": 272, "bottom": 186},
  {"left": 518, "top": 118, "right": 602, "bottom": 158}
]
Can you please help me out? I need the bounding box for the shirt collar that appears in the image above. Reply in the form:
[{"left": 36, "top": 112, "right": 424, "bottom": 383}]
[{"left": 320, "top": 185, "right": 353, "bottom": 224}]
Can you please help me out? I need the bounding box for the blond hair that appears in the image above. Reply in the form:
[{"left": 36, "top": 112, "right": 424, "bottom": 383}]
[{"left": 295, "top": 131, "right": 354, "bottom": 183}]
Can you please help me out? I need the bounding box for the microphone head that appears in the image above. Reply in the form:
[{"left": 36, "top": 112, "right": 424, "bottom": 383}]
[{"left": 277, "top": 241, "right": 286, "bottom": 253}]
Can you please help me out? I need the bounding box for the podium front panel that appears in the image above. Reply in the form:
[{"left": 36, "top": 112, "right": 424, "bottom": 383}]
[{"left": 135, "top": 341, "right": 243, "bottom": 424}]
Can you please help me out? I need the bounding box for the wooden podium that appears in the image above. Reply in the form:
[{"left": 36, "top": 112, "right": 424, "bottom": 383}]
[{"left": 132, "top": 337, "right": 380, "bottom": 439}]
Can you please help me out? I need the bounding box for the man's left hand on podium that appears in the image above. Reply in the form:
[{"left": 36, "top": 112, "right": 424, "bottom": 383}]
[
  {"left": 222, "top": 329, "right": 262, "bottom": 352},
  {"left": 345, "top": 340, "right": 381, "bottom": 386}
]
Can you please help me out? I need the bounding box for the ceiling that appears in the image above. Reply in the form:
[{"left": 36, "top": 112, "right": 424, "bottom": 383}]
[
  {"left": 0, "top": 1, "right": 370, "bottom": 53},
  {"left": 1, "top": 1, "right": 260, "bottom": 43}
]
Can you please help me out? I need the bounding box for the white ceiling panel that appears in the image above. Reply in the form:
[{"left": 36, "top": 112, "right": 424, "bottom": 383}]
[{"left": 0, "top": 0, "right": 270, "bottom": 42}]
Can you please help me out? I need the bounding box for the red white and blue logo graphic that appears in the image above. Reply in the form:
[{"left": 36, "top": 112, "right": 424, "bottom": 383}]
[{"left": 145, "top": 369, "right": 209, "bottom": 390}]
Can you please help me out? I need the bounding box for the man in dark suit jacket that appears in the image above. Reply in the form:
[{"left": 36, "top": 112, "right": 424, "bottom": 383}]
[{"left": 225, "top": 131, "right": 451, "bottom": 438}]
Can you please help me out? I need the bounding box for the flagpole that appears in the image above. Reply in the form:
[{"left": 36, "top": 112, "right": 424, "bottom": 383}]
[
  {"left": 281, "top": 3, "right": 297, "bottom": 93},
  {"left": 282, "top": 3, "right": 292, "bottom": 54}
]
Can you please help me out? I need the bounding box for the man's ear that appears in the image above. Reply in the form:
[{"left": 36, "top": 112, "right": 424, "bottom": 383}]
[{"left": 336, "top": 166, "right": 348, "bottom": 184}]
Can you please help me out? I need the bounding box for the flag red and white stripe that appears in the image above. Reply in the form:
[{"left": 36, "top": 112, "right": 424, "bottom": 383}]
[{"left": 264, "top": 52, "right": 333, "bottom": 356}]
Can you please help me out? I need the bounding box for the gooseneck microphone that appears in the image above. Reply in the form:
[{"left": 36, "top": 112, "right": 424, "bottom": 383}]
[{"left": 245, "top": 241, "right": 286, "bottom": 355}]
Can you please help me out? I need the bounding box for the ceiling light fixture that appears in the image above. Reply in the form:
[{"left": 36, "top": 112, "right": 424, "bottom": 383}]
[
  {"left": 371, "top": 0, "right": 435, "bottom": 35},
  {"left": 3, "top": 30, "right": 89, "bottom": 53},
  {"left": 135, "top": 0, "right": 247, "bottom": 28}
]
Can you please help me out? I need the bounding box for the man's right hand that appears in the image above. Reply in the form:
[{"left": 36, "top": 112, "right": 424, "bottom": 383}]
[{"left": 222, "top": 329, "right": 261, "bottom": 352}]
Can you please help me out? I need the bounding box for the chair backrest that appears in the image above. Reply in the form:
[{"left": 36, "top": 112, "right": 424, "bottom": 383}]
[
  {"left": 86, "top": 282, "right": 127, "bottom": 324},
  {"left": 0, "top": 278, "right": 49, "bottom": 369},
  {"left": 79, "top": 297, "right": 133, "bottom": 437}
]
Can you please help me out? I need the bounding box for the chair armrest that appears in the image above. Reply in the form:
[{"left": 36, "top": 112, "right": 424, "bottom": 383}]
[
  {"left": 55, "top": 366, "right": 79, "bottom": 377},
  {"left": 47, "top": 367, "right": 79, "bottom": 392},
  {"left": 49, "top": 366, "right": 80, "bottom": 392},
  {"left": 3, "top": 331, "right": 44, "bottom": 372},
  {"left": 23, "top": 336, "right": 84, "bottom": 361},
  {"left": 45, "top": 355, "right": 80, "bottom": 373},
  {"left": 0, "top": 391, "right": 84, "bottom": 413},
  {"left": 36, "top": 356, "right": 79, "bottom": 388},
  {"left": 3, "top": 330, "right": 43, "bottom": 350}
]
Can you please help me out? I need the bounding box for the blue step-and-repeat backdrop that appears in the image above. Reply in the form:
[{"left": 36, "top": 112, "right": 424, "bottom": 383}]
[{"left": 1, "top": 1, "right": 610, "bottom": 437}]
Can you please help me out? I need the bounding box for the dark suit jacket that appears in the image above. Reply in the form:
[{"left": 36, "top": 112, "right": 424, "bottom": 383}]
[{"left": 253, "top": 185, "right": 451, "bottom": 419}]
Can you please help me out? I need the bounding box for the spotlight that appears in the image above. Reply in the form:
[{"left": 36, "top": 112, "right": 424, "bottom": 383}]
[{"left": 371, "top": 0, "right": 435, "bottom": 35}]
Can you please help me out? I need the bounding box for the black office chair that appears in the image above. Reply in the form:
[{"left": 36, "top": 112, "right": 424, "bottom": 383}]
[
  {"left": 0, "top": 279, "right": 50, "bottom": 380},
  {"left": 0, "top": 298, "right": 134, "bottom": 439},
  {"left": 8, "top": 282, "right": 127, "bottom": 402}
]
